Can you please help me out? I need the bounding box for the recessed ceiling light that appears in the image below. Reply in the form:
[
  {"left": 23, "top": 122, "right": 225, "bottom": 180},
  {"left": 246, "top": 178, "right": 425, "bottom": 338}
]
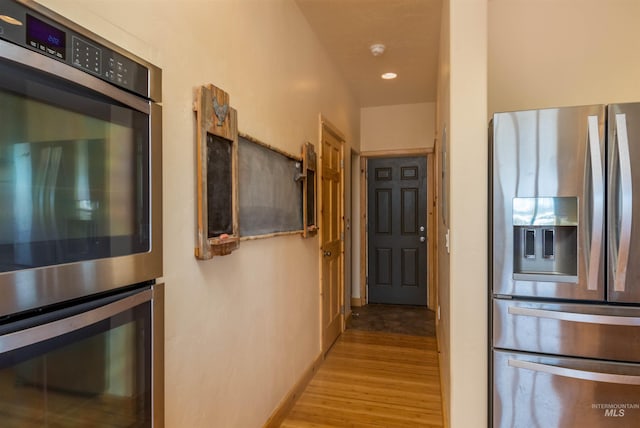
[
  {"left": 381, "top": 72, "right": 397, "bottom": 80},
  {"left": 0, "top": 15, "right": 22, "bottom": 25}
]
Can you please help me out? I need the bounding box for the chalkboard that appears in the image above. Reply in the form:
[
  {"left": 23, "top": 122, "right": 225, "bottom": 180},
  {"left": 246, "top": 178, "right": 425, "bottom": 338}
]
[
  {"left": 238, "top": 135, "right": 303, "bottom": 237},
  {"left": 207, "top": 133, "right": 233, "bottom": 237}
]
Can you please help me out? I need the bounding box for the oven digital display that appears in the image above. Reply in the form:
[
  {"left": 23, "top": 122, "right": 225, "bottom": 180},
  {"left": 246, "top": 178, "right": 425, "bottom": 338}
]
[{"left": 26, "top": 14, "right": 66, "bottom": 60}]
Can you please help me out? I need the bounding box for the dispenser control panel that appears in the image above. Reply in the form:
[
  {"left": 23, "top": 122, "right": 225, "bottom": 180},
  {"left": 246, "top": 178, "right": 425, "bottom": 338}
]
[{"left": 512, "top": 197, "right": 578, "bottom": 283}]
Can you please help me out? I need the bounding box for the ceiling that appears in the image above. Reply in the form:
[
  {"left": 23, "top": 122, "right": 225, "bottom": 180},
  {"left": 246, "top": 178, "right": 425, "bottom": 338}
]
[{"left": 295, "top": 0, "right": 442, "bottom": 108}]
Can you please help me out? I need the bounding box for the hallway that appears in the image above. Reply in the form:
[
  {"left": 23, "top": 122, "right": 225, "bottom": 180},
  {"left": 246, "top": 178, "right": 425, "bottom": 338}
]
[{"left": 279, "top": 329, "right": 443, "bottom": 427}]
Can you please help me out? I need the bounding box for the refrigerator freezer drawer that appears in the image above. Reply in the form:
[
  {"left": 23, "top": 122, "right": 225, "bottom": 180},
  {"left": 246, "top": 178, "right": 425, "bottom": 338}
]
[
  {"left": 493, "top": 299, "right": 640, "bottom": 363},
  {"left": 493, "top": 350, "right": 640, "bottom": 428}
]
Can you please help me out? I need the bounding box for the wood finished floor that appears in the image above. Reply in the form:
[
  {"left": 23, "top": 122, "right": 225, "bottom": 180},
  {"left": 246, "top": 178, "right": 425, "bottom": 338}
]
[{"left": 280, "top": 329, "right": 443, "bottom": 427}]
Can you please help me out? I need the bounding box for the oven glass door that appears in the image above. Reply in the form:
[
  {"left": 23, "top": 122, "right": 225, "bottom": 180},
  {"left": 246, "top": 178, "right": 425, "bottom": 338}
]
[
  {"left": 0, "top": 57, "right": 150, "bottom": 272},
  {"left": 0, "top": 288, "right": 154, "bottom": 427}
]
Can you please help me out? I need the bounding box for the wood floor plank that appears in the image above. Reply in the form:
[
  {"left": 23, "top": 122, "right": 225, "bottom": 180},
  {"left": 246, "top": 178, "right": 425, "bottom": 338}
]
[{"left": 279, "top": 330, "right": 443, "bottom": 427}]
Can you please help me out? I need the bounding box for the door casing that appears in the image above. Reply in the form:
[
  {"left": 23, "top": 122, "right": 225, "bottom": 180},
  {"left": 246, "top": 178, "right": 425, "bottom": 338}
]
[{"left": 357, "top": 149, "right": 435, "bottom": 310}]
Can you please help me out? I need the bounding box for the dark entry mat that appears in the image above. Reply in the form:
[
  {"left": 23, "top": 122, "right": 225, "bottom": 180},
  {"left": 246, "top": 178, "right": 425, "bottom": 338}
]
[{"left": 347, "top": 304, "right": 436, "bottom": 337}]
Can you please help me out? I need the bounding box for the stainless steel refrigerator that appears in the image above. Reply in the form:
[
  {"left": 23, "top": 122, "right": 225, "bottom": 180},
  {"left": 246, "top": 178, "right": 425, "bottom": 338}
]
[{"left": 490, "top": 104, "right": 640, "bottom": 427}]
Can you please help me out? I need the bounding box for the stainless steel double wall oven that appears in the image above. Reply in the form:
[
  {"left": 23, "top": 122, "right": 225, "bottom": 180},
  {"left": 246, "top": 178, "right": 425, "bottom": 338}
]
[{"left": 0, "top": 0, "right": 163, "bottom": 426}]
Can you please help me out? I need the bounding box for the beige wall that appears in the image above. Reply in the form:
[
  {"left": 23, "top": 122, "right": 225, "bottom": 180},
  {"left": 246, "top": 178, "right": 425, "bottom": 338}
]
[
  {"left": 434, "top": 0, "right": 451, "bottom": 423},
  {"left": 28, "top": 1, "right": 640, "bottom": 427},
  {"left": 440, "top": 1, "right": 640, "bottom": 426},
  {"left": 448, "top": 1, "right": 487, "bottom": 426},
  {"left": 37, "top": 0, "right": 359, "bottom": 426},
  {"left": 360, "top": 103, "right": 436, "bottom": 152},
  {"left": 484, "top": 1, "right": 640, "bottom": 427},
  {"left": 441, "top": 1, "right": 640, "bottom": 426},
  {"left": 354, "top": 102, "right": 435, "bottom": 302},
  {"left": 437, "top": 0, "right": 488, "bottom": 427},
  {"left": 489, "top": 0, "right": 640, "bottom": 114}
]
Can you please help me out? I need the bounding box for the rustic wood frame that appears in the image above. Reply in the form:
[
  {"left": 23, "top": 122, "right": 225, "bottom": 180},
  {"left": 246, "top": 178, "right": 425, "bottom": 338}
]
[
  {"left": 302, "top": 142, "right": 318, "bottom": 238},
  {"left": 194, "top": 84, "right": 240, "bottom": 258}
]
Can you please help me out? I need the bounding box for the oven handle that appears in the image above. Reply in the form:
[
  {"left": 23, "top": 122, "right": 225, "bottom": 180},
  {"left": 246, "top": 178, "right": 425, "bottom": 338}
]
[
  {"left": 0, "top": 289, "right": 152, "bottom": 354},
  {"left": 0, "top": 39, "right": 150, "bottom": 114},
  {"left": 508, "top": 358, "right": 640, "bottom": 385}
]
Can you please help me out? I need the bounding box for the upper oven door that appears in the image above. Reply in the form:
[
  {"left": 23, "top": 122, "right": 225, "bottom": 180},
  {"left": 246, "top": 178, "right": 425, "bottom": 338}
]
[{"left": 0, "top": 40, "right": 162, "bottom": 317}]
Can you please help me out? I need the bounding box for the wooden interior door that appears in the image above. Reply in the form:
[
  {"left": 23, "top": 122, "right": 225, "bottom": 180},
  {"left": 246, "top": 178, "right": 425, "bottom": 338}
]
[{"left": 321, "top": 123, "right": 344, "bottom": 353}]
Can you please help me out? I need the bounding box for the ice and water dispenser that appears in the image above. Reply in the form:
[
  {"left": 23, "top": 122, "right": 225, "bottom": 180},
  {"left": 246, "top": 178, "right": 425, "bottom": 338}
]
[{"left": 512, "top": 197, "right": 578, "bottom": 283}]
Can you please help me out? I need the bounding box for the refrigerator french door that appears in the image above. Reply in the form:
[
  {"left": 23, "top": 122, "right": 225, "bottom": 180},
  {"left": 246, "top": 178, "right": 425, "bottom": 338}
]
[
  {"left": 608, "top": 103, "right": 640, "bottom": 303},
  {"left": 490, "top": 103, "right": 640, "bottom": 427}
]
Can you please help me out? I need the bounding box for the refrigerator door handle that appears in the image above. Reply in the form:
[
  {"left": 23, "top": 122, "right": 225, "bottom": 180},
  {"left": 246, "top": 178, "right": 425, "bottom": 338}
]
[
  {"left": 508, "top": 305, "right": 640, "bottom": 326},
  {"left": 615, "top": 113, "right": 633, "bottom": 292},
  {"left": 587, "top": 115, "right": 604, "bottom": 291},
  {"left": 508, "top": 358, "right": 640, "bottom": 385}
]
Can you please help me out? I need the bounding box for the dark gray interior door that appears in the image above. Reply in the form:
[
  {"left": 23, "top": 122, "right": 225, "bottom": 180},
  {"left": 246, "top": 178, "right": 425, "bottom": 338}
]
[{"left": 367, "top": 156, "right": 427, "bottom": 305}]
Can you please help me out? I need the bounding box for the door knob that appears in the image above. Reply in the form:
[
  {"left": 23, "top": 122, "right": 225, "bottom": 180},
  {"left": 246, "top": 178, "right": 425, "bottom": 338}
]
[
  {"left": 324, "top": 251, "right": 332, "bottom": 257},
  {"left": 420, "top": 236, "right": 426, "bottom": 243}
]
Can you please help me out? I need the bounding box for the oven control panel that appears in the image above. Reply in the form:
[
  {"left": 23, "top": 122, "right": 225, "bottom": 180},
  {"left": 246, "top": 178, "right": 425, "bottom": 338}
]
[
  {"left": 71, "top": 35, "right": 137, "bottom": 90},
  {"left": 0, "top": 0, "right": 150, "bottom": 99}
]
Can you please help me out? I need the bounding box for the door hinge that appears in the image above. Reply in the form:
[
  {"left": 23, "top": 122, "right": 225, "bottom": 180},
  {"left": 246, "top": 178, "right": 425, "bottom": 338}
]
[
  {"left": 340, "top": 232, "right": 345, "bottom": 241},
  {"left": 340, "top": 159, "right": 344, "bottom": 169},
  {"left": 445, "top": 228, "right": 451, "bottom": 254},
  {"left": 340, "top": 305, "right": 345, "bottom": 315}
]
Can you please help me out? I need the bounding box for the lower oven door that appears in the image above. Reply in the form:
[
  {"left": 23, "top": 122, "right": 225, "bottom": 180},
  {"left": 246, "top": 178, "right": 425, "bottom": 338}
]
[
  {"left": 0, "top": 284, "right": 163, "bottom": 427},
  {"left": 493, "top": 350, "right": 640, "bottom": 428}
]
